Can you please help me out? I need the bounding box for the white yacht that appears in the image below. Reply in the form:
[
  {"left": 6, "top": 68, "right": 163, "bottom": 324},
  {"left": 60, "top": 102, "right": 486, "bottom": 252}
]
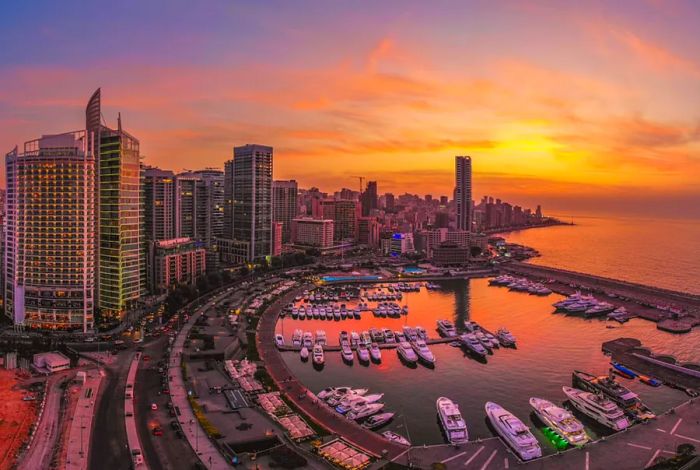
[
  {"left": 341, "top": 343, "right": 354, "bottom": 363},
  {"left": 485, "top": 402, "right": 542, "bottom": 461},
  {"left": 436, "top": 397, "right": 469, "bottom": 444},
  {"left": 437, "top": 319, "right": 457, "bottom": 337},
  {"left": 274, "top": 334, "right": 285, "bottom": 347},
  {"left": 337, "top": 393, "right": 385, "bottom": 414},
  {"left": 411, "top": 339, "right": 436, "bottom": 365},
  {"left": 382, "top": 328, "right": 396, "bottom": 343},
  {"left": 496, "top": 328, "right": 516, "bottom": 347},
  {"left": 396, "top": 341, "right": 418, "bottom": 364},
  {"left": 369, "top": 343, "right": 382, "bottom": 362},
  {"left": 318, "top": 386, "right": 344, "bottom": 400},
  {"left": 325, "top": 387, "right": 368, "bottom": 406},
  {"left": 292, "top": 329, "right": 302, "bottom": 347},
  {"left": 315, "top": 330, "right": 327, "bottom": 345},
  {"left": 403, "top": 326, "right": 418, "bottom": 341},
  {"left": 362, "top": 412, "right": 395, "bottom": 429},
  {"left": 370, "top": 328, "right": 384, "bottom": 343},
  {"left": 300, "top": 346, "right": 309, "bottom": 361},
  {"left": 312, "top": 345, "right": 325, "bottom": 366},
  {"left": 529, "top": 397, "right": 590, "bottom": 446},
  {"left": 346, "top": 402, "right": 384, "bottom": 421},
  {"left": 350, "top": 331, "right": 361, "bottom": 348},
  {"left": 562, "top": 386, "right": 629, "bottom": 431},
  {"left": 302, "top": 331, "right": 314, "bottom": 349},
  {"left": 459, "top": 333, "right": 488, "bottom": 358},
  {"left": 415, "top": 326, "right": 428, "bottom": 340},
  {"left": 357, "top": 343, "right": 370, "bottom": 363},
  {"left": 361, "top": 331, "right": 372, "bottom": 347},
  {"left": 474, "top": 331, "right": 493, "bottom": 351}
]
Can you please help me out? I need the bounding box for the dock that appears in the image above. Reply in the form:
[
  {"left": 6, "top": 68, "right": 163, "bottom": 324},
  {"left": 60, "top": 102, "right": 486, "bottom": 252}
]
[
  {"left": 602, "top": 337, "right": 700, "bottom": 392},
  {"left": 276, "top": 336, "right": 458, "bottom": 352}
]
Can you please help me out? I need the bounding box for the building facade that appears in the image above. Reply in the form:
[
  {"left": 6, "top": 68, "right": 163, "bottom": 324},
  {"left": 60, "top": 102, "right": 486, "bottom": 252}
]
[
  {"left": 144, "top": 167, "right": 176, "bottom": 242},
  {"left": 455, "top": 156, "right": 472, "bottom": 232},
  {"left": 291, "top": 218, "right": 334, "bottom": 248},
  {"left": 4, "top": 132, "right": 96, "bottom": 331},
  {"left": 320, "top": 199, "right": 357, "bottom": 242},
  {"left": 151, "top": 238, "right": 206, "bottom": 293},
  {"left": 272, "top": 180, "right": 298, "bottom": 244}
]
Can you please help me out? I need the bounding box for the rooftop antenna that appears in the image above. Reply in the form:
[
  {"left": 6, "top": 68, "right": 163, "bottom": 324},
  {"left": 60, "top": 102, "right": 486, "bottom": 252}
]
[{"left": 117, "top": 112, "right": 122, "bottom": 132}]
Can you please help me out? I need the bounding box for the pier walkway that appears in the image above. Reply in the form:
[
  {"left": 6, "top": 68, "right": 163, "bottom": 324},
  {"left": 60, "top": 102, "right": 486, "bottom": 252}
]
[
  {"left": 257, "top": 285, "right": 408, "bottom": 460},
  {"left": 276, "top": 336, "right": 457, "bottom": 352}
]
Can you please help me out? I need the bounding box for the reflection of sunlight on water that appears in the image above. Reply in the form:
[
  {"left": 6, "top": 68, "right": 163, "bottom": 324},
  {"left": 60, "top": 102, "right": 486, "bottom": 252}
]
[{"left": 275, "top": 278, "right": 697, "bottom": 450}]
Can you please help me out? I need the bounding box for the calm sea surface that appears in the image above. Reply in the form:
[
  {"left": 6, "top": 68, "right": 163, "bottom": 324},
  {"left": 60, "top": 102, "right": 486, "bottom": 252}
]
[
  {"left": 502, "top": 215, "right": 700, "bottom": 295},
  {"left": 275, "top": 279, "right": 698, "bottom": 451}
]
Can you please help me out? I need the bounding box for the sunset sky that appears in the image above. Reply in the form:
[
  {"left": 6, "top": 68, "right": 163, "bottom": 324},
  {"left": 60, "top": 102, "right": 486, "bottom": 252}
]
[{"left": 1, "top": 1, "right": 699, "bottom": 217}]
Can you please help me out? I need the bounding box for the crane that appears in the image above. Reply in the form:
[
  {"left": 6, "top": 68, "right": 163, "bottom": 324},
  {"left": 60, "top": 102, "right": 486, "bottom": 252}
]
[{"left": 351, "top": 175, "right": 365, "bottom": 194}]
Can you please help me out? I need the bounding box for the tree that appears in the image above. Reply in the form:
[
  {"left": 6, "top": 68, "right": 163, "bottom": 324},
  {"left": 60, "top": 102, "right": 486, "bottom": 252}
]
[{"left": 470, "top": 246, "right": 482, "bottom": 257}]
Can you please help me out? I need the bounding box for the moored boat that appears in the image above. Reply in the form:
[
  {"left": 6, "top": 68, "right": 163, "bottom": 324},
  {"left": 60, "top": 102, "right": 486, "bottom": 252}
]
[
  {"left": 312, "top": 344, "right": 325, "bottom": 366},
  {"left": 362, "top": 412, "right": 395, "bottom": 429},
  {"left": 562, "top": 386, "right": 629, "bottom": 431},
  {"left": 485, "top": 402, "right": 542, "bottom": 461},
  {"left": 437, "top": 319, "right": 457, "bottom": 337},
  {"left": 436, "top": 396, "right": 469, "bottom": 444},
  {"left": 529, "top": 397, "right": 589, "bottom": 446},
  {"left": 382, "top": 431, "right": 410, "bottom": 446}
]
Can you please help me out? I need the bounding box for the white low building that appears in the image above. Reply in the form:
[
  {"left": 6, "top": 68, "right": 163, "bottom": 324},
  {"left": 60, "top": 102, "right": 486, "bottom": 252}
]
[{"left": 33, "top": 352, "right": 71, "bottom": 373}]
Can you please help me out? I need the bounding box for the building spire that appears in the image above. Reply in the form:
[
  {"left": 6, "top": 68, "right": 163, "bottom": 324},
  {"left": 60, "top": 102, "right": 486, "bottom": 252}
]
[{"left": 117, "top": 112, "right": 122, "bottom": 132}]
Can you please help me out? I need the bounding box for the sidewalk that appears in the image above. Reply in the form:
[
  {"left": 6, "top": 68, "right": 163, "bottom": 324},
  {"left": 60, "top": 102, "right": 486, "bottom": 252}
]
[
  {"left": 65, "top": 369, "right": 103, "bottom": 470},
  {"left": 169, "top": 292, "right": 234, "bottom": 469}
]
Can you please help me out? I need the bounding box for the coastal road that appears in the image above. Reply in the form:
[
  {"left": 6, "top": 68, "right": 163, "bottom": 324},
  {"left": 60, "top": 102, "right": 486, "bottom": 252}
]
[
  {"left": 90, "top": 351, "right": 132, "bottom": 469},
  {"left": 18, "top": 372, "right": 73, "bottom": 470}
]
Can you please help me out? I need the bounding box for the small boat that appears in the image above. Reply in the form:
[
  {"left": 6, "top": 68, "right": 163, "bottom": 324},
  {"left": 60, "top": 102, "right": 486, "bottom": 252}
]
[
  {"left": 415, "top": 326, "right": 428, "bottom": 340},
  {"left": 315, "top": 330, "right": 327, "bottom": 345},
  {"left": 341, "top": 344, "right": 354, "bottom": 363},
  {"left": 350, "top": 331, "right": 361, "bottom": 348},
  {"left": 638, "top": 375, "right": 663, "bottom": 387},
  {"left": 485, "top": 402, "right": 542, "bottom": 461},
  {"left": 357, "top": 343, "right": 370, "bottom": 363},
  {"left": 370, "top": 328, "right": 384, "bottom": 343},
  {"left": 437, "top": 319, "right": 457, "bottom": 337},
  {"left": 496, "top": 328, "right": 516, "bottom": 347},
  {"left": 562, "top": 386, "right": 629, "bottom": 431},
  {"left": 382, "top": 328, "right": 396, "bottom": 344},
  {"left": 411, "top": 339, "right": 436, "bottom": 365},
  {"left": 474, "top": 331, "right": 493, "bottom": 352},
  {"left": 346, "top": 402, "right": 384, "bottom": 421},
  {"left": 326, "top": 388, "right": 368, "bottom": 406},
  {"left": 459, "top": 334, "right": 488, "bottom": 358},
  {"left": 312, "top": 345, "right": 324, "bottom": 365},
  {"left": 382, "top": 431, "right": 410, "bottom": 446},
  {"left": 396, "top": 341, "right": 418, "bottom": 364},
  {"left": 300, "top": 346, "right": 309, "bottom": 361},
  {"left": 318, "top": 386, "right": 344, "bottom": 400},
  {"left": 436, "top": 396, "right": 469, "bottom": 444},
  {"left": 362, "top": 412, "right": 395, "bottom": 429},
  {"left": 611, "top": 362, "right": 637, "bottom": 379},
  {"left": 274, "top": 334, "right": 285, "bottom": 347},
  {"left": 292, "top": 329, "right": 302, "bottom": 347},
  {"left": 302, "top": 331, "right": 314, "bottom": 349},
  {"left": 369, "top": 343, "right": 382, "bottom": 362},
  {"left": 529, "top": 397, "right": 589, "bottom": 446}
]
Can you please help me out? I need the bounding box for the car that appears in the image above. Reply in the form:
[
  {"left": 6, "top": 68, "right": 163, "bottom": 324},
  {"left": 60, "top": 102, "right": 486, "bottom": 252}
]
[
  {"left": 152, "top": 427, "right": 163, "bottom": 436},
  {"left": 151, "top": 403, "right": 158, "bottom": 411},
  {"left": 143, "top": 355, "right": 151, "bottom": 361}
]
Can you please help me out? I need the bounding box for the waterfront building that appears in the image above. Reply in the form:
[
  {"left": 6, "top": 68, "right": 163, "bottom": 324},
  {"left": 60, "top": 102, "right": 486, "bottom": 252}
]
[
  {"left": 33, "top": 352, "right": 71, "bottom": 373},
  {"left": 272, "top": 180, "right": 298, "bottom": 243},
  {"left": 432, "top": 242, "right": 470, "bottom": 266},
  {"left": 97, "top": 116, "right": 144, "bottom": 320},
  {"left": 272, "top": 221, "right": 283, "bottom": 256},
  {"left": 150, "top": 238, "right": 206, "bottom": 293},
  {"left": 387, "top": 233, "right": 415, "bottom": 256},
  {"left": 4, "top": 132, "right": 96, "bottom": 331},
  {"left": 225, "top": 144, "right": 273, "bottom": 263},
  {"left": 291, "top": 218, "right": 334, "bottom": 248},
  {"left": 455, "top": 156, "right": 472, "bottom": 232},
  {"left": 144, "top": 167, "right": 176, "bottom": 242},
  {"left": 357, "top": 216, "right": 380, "bottom": 247}
]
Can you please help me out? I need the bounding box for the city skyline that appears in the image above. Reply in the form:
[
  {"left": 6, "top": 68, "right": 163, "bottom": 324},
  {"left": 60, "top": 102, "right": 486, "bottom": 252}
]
[{"left": 1, "top": 1, "right": 699, "bottom": 218}]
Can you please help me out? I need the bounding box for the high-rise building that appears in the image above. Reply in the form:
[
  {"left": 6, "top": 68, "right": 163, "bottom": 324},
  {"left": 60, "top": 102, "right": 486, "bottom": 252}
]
[
  {"left": 357, "top": 216, "right": 380, "bottom": 247},
  {"left": 177, "top": 169, "right": 225, "bottom": 247},
  {"left": 271, "top": 222, "right": 283, "bottom": 256},
  {"left": 144, "top": 167, "right": 176, "bottom": 242},
  {"left": 272, "top": 180, "right": 298, "bottom": 243},
  {"left": 174, "top": 173, "right": 197, "bottom": 239},
  {"left": 361, "top": 181, "right": 378, "bottom": 216},
  {"left": 384, "top": 193, "right": 395, "bottom": 212},
  {"left": 5, "top": 132, "right": 96, "bottom": 331},
  {"left": 227, "top": 144, "right": 273, "bottom": 263},
  {"left": 151, "top": 238, "right": 206, "bottom": 293},
  {"left": 291, "top": 218, "right": 334, "bottom": 248},
  {"left": 455, "top": 156, "right": 472, "bottom": 232},
  {"left": 320, "top": 199, "right": 357, "bottom": 241},
  {"left": 98, "top": 116, "right": 144, "bottom": 319}
]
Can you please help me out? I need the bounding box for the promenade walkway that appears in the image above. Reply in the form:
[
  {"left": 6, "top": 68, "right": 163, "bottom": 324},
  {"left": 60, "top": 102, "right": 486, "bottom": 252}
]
[
  {"left": 169, "top": 291, "right": 234, "bottom": 470},
  {"left": 257, "top": 285, "right": 408, "bottom": 460},
  {"left": 65, "top": 369, "right": 103, "bottom": 470}
]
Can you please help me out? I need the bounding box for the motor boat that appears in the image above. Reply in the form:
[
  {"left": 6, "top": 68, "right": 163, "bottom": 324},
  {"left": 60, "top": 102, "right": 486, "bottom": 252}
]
[
  {"left": 357, "top": 343, "right": 370, "bottom": 363},
  {"left": 484, "top": 332, "right": 499, "bottom": 348},
  {"left": 473, "top": 331, "right": 493, "bottom": 352},
  {"left": 362, "top": 412, "right": 395, "bottom": 429},
  {"left": 459, "top": 334, "right": 488, "bottom": 358},
  {"left": 300, "top": 346, "right": 309, "bottom": 361},
  {"left": 315, "top": 330, "right": 327, "bottom": 345},
  {"left": 411, "top": 339, "right": 436, "bottom": 365},
  {"left": 302, "top": 332, "right": 314, "bottom": 349},
  {"left": 529, "top": 397, "right": 589, "bottom": 446},
  {"left": 341, "top": 344, "right": 354, "bottom": 363},
  {"left": 485, "top": 402, "right": 542, "bottom": 461},
  {"left": 337, "top": 393, "right": 385, "bottom": 413},
  {"left": 369, "top": 343, "right": 382, "bottom": 362},
  {"left": 291, "top": 308, "right": 299, "bottom": 319},
  {"left": 325, "top": 387, "right": 368, "bottom": 406},
  {"left": 312, "top": 345, "right": 325, "bottom": 366},
  {"left": 339, "top": 330, "right": 349, "bottom": 344},
  {"left": 361, "top": 331, "right": 372, "bottom": 347},
  {"left": 394, "top": 331, "right": 406, "bottom": 343},
  {"left": 562, "top": 386, "right": 629, "bottom": 431},
  {"left": 382, "top": 431, "right": 410, "bottom": 446},
  {"left": 573, "top": 371, "right": 655, "bottom": 421},
  {"left": 437, "top": 319, "right": 457, "bottom": 337},
  {"left": 382, "top": 328, "right": 396, "bottom": 344},
  {"left": 463, "top": 321, "right": 478, "bottom": 333},
  {"left": 274, "top": 334, "right": 285, "bottom": 347},
  {"left": 415, "top": 326, "right": 428, "bottom": 340},
  {"left": 370, "top": 328, "right": 384, "bottom": 343},
  {"left": 346, "top": 402, "right": 384, "bottom": 421},
  {"left": 292, "top": 329, "right": 302, "bottom": 347},
  {"left": 403, "top": 326, "right": 418, "bottom": 341},
  {"left": 396, "top": 341, "right": 418, "bottom": 364},
  {"left": 436, "top": 397, "right": 469, "bottom": 444},
  {"left": 318, "top": 387, "right": 345, "bottom": 400},
  {"left": 350, "top": 331, "right": 361, "bottom": 348},
  {"left": 611, "top": 362, "right": 637, "bottom": 379},
  {"left": 496, "top": 328, "right": 516, "bottom": 347}
]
